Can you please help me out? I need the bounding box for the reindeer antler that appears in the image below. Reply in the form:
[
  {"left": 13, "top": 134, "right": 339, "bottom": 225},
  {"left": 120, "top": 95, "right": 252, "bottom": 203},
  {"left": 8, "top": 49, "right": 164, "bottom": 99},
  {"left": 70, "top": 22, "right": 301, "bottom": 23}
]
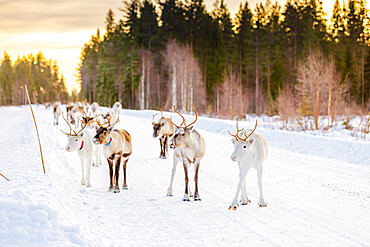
[
  {"left": 75, "top": 120, "right": 88, "bottom": 136},
  {"left": 170, "top": 105, "right": 186, "bottom": 128},
  {"left": 170, "top": 105, "right": 199, "bottom": 129},
  {"left": 228, "top": 120, "right": 257, "bottom": 141},
  {"left": 185, "top": 104, "right": 198, "bottom": 129},
  {"left": 240, "top": 120, "right": 257, "bottom": 141},
  {"left": 228, "top": 119, "right": 244, "bottom": 140},
  {"left": 97, "top": 114, "right": 120, "bottom": 128},
  {"left": 60, "top": 112, "right": 77, "bottom": 136},
  {"left": 152, "top": 113, "right": 159, "bottom": 123},
  {"left": 61, "top": 111, "right": 88, "bottom": 136}
]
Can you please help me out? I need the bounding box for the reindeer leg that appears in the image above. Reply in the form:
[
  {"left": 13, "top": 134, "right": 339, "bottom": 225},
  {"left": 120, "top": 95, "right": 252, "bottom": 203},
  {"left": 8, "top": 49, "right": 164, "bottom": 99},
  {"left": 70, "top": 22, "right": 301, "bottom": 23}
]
[
  {"left": 239, "top": 163, "right": 251, "bottom": 205},
  {"left": 122, "top": 158, "right": 128, "bottom": 190},
  {"left": 182, "top": 159, "right": 190, "bottom": 201},
  {"left": 97, "top": 146, "right": 102, "bottom": 166},
  {"left": 167, "top": 152, "right": 180, "bottom": 196},
  {"left": 107, "top": 157, "right": 114, "bottom": 192},
  {"left": 229, "top": 164, "right": 249, "bottom": 210},
  {"left": 257, "top": 166, "right": 267, "bottom": 207},
  {"left": 80, "top": 156, "right": 87, "bottom": 185},
  {"left": 86, "top": 155, "right": 92, "bottom": 187},
  {"left": 193, "top": 160, "right": 201, "bottom": 201},
  {"left": 114, "top": 156, "right": 121, "bottom": 193},
  {"left": 159, "top": 138, "right": 164, "bottom": 159},
  {"left": 164, "top": 136, "right": 168, "bottom": 158}
]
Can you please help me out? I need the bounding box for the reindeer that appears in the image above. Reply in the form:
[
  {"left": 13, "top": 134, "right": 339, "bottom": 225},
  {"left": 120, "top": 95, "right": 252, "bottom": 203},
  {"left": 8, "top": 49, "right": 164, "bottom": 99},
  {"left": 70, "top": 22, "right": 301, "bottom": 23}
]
[
  {"left": 52, "top": 102, "right": 61, "bottom": 125},
  {"left": 81, "top": 112, "right": 102, "bottom": 167},
  {"left": 92, "top": 116, "right": 132, "bottom": 193},
  {"left": 112, "top": 102, "right": 122, "bottom": 121},
  {"left": 66, "top": 103, "right": 74, "bottom": 122},
  {"left": 167, "top": 105, "right": 205, "bottom": 201},
  {"left": 89, "top": 102, "right": 100, "bottom": 117},
  {"left": 61, "top": 113, "right": 99, "bottom": 187},
  {"left": 228, "top": 120, "right": 268, "bottom": 210},
  {"left": 70, "top": 106, "right": 84, "bottom": 128},
  {"left": 152, "top": 111, "right": 175, "bottom": 159}
]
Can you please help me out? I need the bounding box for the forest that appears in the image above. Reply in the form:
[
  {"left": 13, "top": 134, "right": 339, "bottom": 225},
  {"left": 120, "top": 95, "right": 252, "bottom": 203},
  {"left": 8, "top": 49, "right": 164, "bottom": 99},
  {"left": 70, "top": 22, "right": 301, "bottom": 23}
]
[
  {"left": 78, "top": 0, "right": 370, "bottom": 122},
  {"left": 0, "top": 52, "right": 69, "bottom": 105}
]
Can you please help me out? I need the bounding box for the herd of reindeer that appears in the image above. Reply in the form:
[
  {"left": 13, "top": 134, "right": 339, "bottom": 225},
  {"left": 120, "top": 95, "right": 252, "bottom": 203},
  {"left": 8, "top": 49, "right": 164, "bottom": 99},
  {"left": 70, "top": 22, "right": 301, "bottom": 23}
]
[{"left": 48, "top": 101, "right": 268, "bottom": 210}]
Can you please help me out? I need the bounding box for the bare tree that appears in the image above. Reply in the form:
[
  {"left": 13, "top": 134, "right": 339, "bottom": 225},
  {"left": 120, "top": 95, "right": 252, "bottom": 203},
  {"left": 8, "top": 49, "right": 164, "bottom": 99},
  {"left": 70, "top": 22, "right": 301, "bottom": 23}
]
[
  {"left": 163, "top": 40, "right": 205, "bottom": 112},
  {"left": 219, "top": 67, "right": 244, "bottom": 118},
  {"left": 276, "top": 85, "right": 296, "bottom": 128},
  {"left": 296, "top": 49, "right": 347, "bottom": 130}
]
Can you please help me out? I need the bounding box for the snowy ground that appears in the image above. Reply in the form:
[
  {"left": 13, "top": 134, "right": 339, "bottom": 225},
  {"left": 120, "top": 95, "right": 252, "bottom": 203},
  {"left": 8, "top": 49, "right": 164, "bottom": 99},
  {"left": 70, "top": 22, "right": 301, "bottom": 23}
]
[{"left": 0, "top": 105, "right": 369, "bottom": 246}]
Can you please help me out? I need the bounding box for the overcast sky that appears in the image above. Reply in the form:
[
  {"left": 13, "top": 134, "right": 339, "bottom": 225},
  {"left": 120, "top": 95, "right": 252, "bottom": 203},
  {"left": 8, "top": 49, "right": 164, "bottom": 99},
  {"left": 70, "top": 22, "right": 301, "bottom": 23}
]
[{"left": 0, "top": 0, "right": 337, "bottom": 93}]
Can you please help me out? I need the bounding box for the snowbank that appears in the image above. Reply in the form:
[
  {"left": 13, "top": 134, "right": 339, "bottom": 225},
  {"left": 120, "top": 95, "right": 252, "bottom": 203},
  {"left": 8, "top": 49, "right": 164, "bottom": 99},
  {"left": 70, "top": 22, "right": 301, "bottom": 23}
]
[
  {"left": 0, "top": 190, "right": 86, "bottom": 246},
  {"left": 119, "top": 109, "right": 370, "bottom": 166}
]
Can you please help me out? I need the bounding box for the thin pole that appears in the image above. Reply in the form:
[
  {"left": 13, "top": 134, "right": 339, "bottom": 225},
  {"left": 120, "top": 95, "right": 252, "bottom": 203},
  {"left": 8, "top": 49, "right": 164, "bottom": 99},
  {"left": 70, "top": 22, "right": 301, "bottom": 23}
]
[
  {"left": 25, "top": 85, "right": 46, "bottom": 174},
  {"left": 0, "top": 172, "right": 9, "bottom": 181}
]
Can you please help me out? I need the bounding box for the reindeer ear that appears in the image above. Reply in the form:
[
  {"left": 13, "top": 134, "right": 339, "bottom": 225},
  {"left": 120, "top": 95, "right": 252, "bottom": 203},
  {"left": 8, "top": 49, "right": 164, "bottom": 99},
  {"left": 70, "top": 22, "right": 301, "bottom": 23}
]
[
  {"left": 187, "top": 126, "right": 194, "bottom": 132},
  {"left": 231, "top": 138, "right": 236, "bottom": 144},
  {"left": 248, "top": 138, "right": 255, "bottom": 146},
  {"left": 108, "top": 126, "right": 114, "bottom": 132},
  {"left": 80, "top": 132, "right": 84, "bottom": 137},
  {"left": 161, "top": 123, "right": 165, "bottom": 126}
]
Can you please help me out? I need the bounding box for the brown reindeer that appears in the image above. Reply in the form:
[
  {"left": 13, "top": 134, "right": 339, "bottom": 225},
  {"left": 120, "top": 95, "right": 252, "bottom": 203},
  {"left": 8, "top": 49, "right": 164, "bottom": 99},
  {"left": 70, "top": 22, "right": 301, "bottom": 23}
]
[
  {"left": 152, "top": 111, "right": 175, "bottom": 159},
  {"left": 92, "top": 116, "right": 132, "bottom": 193},
  {"left": 168, "top": 105, "right": 205, "bottom": 201}
]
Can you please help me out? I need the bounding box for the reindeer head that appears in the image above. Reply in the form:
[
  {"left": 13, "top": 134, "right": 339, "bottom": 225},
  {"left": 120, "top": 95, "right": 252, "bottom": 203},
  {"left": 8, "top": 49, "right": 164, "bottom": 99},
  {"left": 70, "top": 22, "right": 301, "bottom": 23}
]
[
  {"left": 61, "top": 112, "right": 88, "bottom": 152},
  {"left": 152, "top": 113, "right": 165, "bottom": 138},
  {"left": 229, "top": 120, "right": 257, "bottom": 162},
  {"left": 92, "top": 115, "right": 119, "bottom": 145},
  {"left": 169, "top": 105, "right": 198, "bottom": 149}
]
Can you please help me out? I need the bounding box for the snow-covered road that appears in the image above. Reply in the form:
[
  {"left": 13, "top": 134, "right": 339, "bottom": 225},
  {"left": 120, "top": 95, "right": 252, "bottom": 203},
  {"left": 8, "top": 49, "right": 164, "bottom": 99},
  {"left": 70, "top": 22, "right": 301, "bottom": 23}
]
[{"left": 1, "top": 106, "right": 369, "bottom": 246}]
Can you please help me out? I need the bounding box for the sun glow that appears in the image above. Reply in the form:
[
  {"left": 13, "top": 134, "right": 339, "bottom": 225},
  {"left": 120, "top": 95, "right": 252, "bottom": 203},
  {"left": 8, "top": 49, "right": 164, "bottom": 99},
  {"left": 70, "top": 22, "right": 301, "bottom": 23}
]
[
  {"left": 1, "top": 0, "right": 369, "bottom": 95},
  {"left": 0, "top": 31, "right": 96, "bottom": 94}
]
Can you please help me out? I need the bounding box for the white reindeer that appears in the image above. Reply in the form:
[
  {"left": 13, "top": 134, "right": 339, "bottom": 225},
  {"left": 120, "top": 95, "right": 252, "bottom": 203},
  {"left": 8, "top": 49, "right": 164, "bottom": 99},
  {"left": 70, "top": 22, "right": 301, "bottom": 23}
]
[
  {"left": 61, "top": 114, "right": 99, "bottom": 187},
  {"left": 112, "top": 102, "right": 122, "bottom": 122},
  {"left": 92, "top": 116, "right": 132, "bottom": 193},
  {"left": 168, "top": 105, "right": 205, "bottom": 201},
  {"left": 81, "top": 113, "right": 103, "bottom": 167},
  {"left": 228, "top": 120, "right": 268, "bottom": 210},
  {"left": 89, "top": 102, "right": 100, "bottom": 117},
  {"left": 52, "top": 102, "right": 61, "bottom": 125}
]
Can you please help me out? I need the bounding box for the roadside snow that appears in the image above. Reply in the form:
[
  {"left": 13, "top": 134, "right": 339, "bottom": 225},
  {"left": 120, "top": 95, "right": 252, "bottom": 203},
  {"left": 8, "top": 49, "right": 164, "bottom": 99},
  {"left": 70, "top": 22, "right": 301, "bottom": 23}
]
[{"left": 0, "top": 105, "right": 369, "bottom": 246}]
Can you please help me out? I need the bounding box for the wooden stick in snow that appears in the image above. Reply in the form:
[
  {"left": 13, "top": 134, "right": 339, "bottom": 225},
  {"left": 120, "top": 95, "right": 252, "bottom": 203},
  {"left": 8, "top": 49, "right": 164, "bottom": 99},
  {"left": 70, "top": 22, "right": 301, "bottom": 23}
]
[
  {"left": 25, "top": 85, "right": 46, "bottom": 174},
  {"left": 0, "top": 172, "right": 9, "bottom": 181}
]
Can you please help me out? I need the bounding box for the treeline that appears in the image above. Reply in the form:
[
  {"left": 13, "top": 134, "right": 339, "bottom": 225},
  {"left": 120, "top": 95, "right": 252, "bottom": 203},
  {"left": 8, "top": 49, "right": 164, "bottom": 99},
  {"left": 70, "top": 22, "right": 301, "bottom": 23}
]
[
  {"left": 0, "top": 52, "right": 68, "bottom": 105},
  {"left": 79, "top": 0, "right": 370, "bottom": 116}
]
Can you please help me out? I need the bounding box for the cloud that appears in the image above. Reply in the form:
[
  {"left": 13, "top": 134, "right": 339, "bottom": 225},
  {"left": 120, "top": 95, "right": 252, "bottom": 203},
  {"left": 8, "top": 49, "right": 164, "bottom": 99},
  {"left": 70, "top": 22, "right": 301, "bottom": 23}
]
[{"left": 0, "top": 0, "right": 122, "bottom": 33}]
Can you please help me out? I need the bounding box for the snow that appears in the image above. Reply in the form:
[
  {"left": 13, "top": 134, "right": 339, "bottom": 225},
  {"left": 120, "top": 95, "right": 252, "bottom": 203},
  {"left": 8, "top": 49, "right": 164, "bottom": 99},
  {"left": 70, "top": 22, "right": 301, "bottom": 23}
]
[{"left": 0, "top": 105, "right": 369, "bottom": 246}]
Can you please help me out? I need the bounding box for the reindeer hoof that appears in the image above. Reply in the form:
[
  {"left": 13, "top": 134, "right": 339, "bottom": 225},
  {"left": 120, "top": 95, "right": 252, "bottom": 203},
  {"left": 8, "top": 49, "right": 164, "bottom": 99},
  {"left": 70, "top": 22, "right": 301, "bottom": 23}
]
[
  {"left": 228, "top": 204, "right": 239, "bottom": 210},
  {"left": 166, "top": 193, "right": 173, "bottom": 197},
  {"left": 258, "top": 202, "right": 267, "bottom": 207},
  {"left": 114, "top": 189, "right": 120, "bottom": 193},
  {"left": 108, "top": 187, "right": 113, "bottom": 192},
  {"left": 240, "top": 200, "right": 250, "bottom": 205},
  {"left": 194, "top": 197, "right": 201, "bottom": 201},
  {"left": 122, "top": 186, "right": 128, "bottom": 190},
  {"left": 183, "top": 198, "right": 190, "bottom": 201}
]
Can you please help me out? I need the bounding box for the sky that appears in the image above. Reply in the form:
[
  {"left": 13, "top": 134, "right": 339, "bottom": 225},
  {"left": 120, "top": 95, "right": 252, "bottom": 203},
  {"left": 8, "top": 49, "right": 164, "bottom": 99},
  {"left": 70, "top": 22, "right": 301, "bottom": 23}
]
[{"left": 0, "top": 0, "right": 339, "bottom": 93}]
